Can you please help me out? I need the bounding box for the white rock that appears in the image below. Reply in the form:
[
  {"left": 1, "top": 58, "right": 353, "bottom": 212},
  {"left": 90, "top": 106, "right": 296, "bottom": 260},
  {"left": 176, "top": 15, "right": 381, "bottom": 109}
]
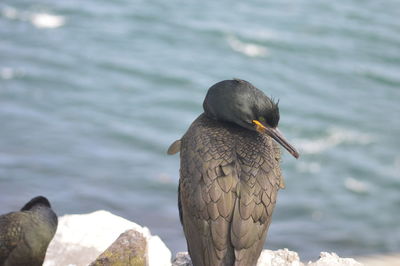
[
  {"left": 42, "top": 210, "right": 363, "bottom": 266},
  {"left": 172, "top": 250, "right": 363, "bottom": 266},
  {"left": 258, "top": 248, "right": 304, "bottom": 266},
  {"left": 43, "top": 210, "right": 171, "bottom": 266},
  {"left": 172, "top": 252, "right": 192, "bottom": 266},
  {"left": 148, "top": 234, "right": 172, "bottom": 266},
  {"left": 307, "top": 252, "right": 363, "bottom": 266}
]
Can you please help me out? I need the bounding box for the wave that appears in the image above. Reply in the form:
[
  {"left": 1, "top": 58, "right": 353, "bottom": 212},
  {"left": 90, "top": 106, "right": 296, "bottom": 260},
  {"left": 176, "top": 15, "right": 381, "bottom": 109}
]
[
  {"left": 296, "top": 161, "right": 321, "bottom": 173},
  {"left": 226, "top": 35, "right": 268, "bottom": 58},
  {"left": 30, "top": 13, "right": 65, "bottom": 28},
  {"left": 1, "top": 6, "right": 65, "bottom": 29},
  {"left": 295, "top": 127, "right": 374, "bottom": 155},
  {"left": 1, "top": 6, "right": 18, "bottom": 19},
  {"left": 0, "top": 67, "right": 15, "bottom": 80},
  {"left": 344, "top": 177, "right": 369, "bottom": 193}
]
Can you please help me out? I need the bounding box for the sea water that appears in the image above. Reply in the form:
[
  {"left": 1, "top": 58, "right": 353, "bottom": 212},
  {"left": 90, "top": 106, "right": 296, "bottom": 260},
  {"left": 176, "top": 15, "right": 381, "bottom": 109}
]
[{"left": 1, "top": 0, "right": 399, "bottom": 260}]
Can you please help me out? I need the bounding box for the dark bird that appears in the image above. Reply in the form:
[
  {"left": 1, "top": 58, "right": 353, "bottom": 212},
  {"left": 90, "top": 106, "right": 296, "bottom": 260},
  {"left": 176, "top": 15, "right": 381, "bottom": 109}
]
[
  {"left": 168, "top": 79, "right": 299, "bottom": 266},
  {"left": 0, "top": 196, "right": 58, "bottom": 266}
]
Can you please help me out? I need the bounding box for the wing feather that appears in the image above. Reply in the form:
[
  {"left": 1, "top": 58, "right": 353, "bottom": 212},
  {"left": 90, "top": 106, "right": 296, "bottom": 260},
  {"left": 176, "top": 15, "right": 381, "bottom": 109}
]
[
  {"left": 178, "top": 114, "right": 283, "bottom": 266},
  {"left": 0, "top": 213, "right": 25, "bottom": 264}
]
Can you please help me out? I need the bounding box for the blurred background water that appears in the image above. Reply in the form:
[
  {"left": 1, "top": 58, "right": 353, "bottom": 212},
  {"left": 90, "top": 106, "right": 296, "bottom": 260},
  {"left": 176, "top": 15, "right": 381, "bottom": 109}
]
[{"left": 1, "top": 0, "right": 399, "bottom": 261}]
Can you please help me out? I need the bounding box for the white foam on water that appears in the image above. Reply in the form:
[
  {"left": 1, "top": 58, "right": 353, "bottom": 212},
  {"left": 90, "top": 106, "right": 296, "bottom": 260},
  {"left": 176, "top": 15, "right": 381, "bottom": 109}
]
[
  {"left": 1, "top": 6, "right": 18, "bottom": 19},
  {"left": 295, "top": 127, "right": 374, "bottom": 155},
  {"left": 227, "top": 35, "right": 268, "bottom": 57},
  {"left": 344, "top": 177, "right": 369, "bottom": 193},
  {"left": 30, "top": 13, "right": 65, "bottom": 28},
  {"left": 1, "top": 6, "right": 65, "bottom": 29},
  {"left": 296, "top": 161, "right": 321, "bottom": 173},
  {"left": 0, "top": 68, "right": 15, "bottom": 80}
]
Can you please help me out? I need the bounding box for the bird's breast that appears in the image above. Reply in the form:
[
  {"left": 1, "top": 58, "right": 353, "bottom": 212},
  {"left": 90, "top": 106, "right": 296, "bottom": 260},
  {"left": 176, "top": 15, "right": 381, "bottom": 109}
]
[{"left": 183, "top": 114, "right": 277, "bottom": 163}]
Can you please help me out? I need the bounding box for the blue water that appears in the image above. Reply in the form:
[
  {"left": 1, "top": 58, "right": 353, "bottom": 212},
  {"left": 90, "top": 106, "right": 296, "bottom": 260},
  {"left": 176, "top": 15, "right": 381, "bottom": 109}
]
[{"left": 1, "top": 0, "right": 399, "bottom": 260}]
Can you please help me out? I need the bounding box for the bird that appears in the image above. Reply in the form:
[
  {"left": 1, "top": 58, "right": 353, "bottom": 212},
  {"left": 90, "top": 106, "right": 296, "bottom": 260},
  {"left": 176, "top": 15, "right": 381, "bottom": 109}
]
[
  {"left": 168, "top": 79, "right": 299, "bottom": 266},
  {"left": 0, "top": 196, "right": 58, "bottom": 266}
]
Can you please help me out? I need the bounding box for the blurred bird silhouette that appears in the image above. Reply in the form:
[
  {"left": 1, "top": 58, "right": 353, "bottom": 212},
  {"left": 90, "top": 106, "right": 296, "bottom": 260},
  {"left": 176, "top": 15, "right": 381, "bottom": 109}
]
[
  {"left": 168, "top": 79, "right": 299, "bottom": 266},
  {"left": 0, "top": 196, "right": 58, "bottom": 266}
]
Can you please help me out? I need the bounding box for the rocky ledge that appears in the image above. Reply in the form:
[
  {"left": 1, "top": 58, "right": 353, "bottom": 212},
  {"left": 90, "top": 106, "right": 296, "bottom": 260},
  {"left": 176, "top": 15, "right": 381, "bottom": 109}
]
[{"left": 43, "top": 211, "right": 364, "bottom": 266}]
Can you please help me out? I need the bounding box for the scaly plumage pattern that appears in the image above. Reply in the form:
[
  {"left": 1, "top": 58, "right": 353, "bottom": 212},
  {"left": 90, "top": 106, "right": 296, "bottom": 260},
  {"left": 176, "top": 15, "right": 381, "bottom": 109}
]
[
  {"left": 0, "top": 196, "right": 58, "bottom": 266},
  {"left": 177, "top": 113, "right": 284, "bottom": 266}
]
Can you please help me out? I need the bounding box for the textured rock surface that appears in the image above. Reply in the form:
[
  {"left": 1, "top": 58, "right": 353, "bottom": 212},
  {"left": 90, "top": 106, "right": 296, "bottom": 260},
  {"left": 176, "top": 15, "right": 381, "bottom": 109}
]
[
  {"left": 41, "top": 210, "right": 364, "bottom": 266},
  {"left": 172, "top": 252, "right": 192, "bottom": 266},
  {"left": 89, "top": 229, "right": 147, "bottom": 266},
  {"left": 43, "top": 210, "right": 171, "bottom": 266},
  {"left": 307, "top": 252, "right": 363, "bottom": 266},
  {"left": 257, "top": 248, "right": 302, "bottom": 266},
  {"left": 172, "top": 250, "right": 364, "bottom": 266}
]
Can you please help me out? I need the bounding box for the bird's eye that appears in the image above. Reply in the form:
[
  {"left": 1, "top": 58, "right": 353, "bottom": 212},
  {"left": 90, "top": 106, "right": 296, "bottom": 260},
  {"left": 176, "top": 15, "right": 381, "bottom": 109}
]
[{"left": 258, "top": 116, "right": 266, "bottom": 123}]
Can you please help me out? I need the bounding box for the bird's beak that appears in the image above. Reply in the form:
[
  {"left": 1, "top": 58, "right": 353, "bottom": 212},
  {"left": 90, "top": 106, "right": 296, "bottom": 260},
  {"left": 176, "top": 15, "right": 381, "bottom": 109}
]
[{"left": 252, "top": 120, "right": 300, "bottom": 159}]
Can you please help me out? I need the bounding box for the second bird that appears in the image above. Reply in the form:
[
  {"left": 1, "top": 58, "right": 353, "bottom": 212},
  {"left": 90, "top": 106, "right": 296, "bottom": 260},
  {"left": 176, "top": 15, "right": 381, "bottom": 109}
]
[
  {"left": 168, "top": 79, "right": 299, "bottom": 266},
  {"left": 0, "top": 196, "right": 58, "bottom": 266}
]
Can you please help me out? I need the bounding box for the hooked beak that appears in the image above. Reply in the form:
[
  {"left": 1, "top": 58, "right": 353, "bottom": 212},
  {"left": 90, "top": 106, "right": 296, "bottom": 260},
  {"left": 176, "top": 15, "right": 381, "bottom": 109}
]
[{"left": 252, "top": 120, "right": 299, "bottom": 159}]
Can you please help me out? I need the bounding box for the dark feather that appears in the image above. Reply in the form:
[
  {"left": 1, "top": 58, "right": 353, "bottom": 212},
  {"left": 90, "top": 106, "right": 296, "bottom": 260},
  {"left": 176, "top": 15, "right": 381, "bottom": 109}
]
[
  {"left": 0, "top": 196, "right": 57, "bottom": 266},
  {"left": 177, "top": 114, "right": 282, "bottom": 266}
]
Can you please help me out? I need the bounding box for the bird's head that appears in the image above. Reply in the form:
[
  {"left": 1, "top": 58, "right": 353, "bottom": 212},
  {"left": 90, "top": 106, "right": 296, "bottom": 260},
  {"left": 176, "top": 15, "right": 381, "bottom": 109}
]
[
  {"left": 203, "top": 79, "right": 299, "bottom": 159},
  {"left": 21, "top": 196, "right": 52, "bottom": 211}
]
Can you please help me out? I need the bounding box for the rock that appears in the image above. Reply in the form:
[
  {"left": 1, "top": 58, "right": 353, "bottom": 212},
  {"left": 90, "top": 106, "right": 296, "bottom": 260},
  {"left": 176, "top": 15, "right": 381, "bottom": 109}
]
[
  {"left": 89, "top": 229, "right": 147, "bottom": 266},
  {"left": 307, "top": 252, "right": 363, "bottom": 266},
  {"left": 257, "top": 248, "right": 303, "bottom": 266},
  {"left": 43, "top": 210, "right": 171, "bottom": 266},
  {"left": 172, "top": 250, "right": 363, "bottom": 266},
  {"left": 172, "top": 252, "right": 192, "bottom": 266},
  {"left": 42, "top": 210, "right": 363, "bottom": 266}
]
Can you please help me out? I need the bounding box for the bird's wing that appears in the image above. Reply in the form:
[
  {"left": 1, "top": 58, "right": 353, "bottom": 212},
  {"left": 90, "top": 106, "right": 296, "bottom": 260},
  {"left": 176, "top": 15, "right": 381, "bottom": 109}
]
[
  {"left": 179, "top": 116, "right": 283, "bottom": 266},
  {"left": 179, "top": 122, "right": 239, "bottom": 266},
  {"left": 0, "top": 213, "right": 25, "bottom": 264},
  {"left": 230, "top": 144, "right": 282, "bottom": 266},
  {"left": 167, "top": 140, "right": 181, "bottom": 155}
]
